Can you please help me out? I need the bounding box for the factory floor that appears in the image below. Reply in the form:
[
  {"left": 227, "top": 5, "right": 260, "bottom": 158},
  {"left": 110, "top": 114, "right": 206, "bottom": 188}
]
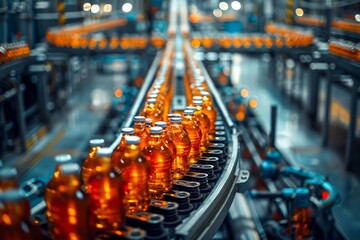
[
  {"left": 230, "top": 53, "right": 360, "bottom": 239},
  {"left": 3, "top": 53, "right": 359, "bottom": 239}
]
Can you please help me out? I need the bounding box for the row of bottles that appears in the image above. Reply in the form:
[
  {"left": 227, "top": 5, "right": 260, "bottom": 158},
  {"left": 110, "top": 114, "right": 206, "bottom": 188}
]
[
  {"left": 0, "top": 41, "right": 30, "bottom": 63},
  {"left": 190, "top": 30, "right": 314, "bottom": 50},
  {"left": 296, "top": 15, "right": 360, "bottom": 33},
  {"left": 328, "top": 38, "right": 360, "bottom": 61}
]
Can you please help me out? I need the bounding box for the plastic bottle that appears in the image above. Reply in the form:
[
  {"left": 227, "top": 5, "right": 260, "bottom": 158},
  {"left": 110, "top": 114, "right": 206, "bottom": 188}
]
[
  {"left": 290, "top": 188, "right": 312, "bottom": 239},
  {"left": 169, "top": 117, "right": 191, "bottom": 179},
  {"left": 81, "top": 139, "right": 105, "bottom": 185},
  {"left": 87, "top": 148, "right": 125, "bottom": 235},
  {"left": 0, "top": 168, "right": 19, "bottom": 192},
  {"left": 133, "top": 116, "right": 147, "bottom": 149},
  {"left": 142, "top": 98, "right": 163, "bottom": 121},
  {"left": 182, "top": 109, "right": 202, "bottom": 164},
  {"left": 50, "top": 164, "right": 94, "bottom": 240},
  {"left": 200, "top": 91, "right": 217, "bottom": 137},
  {"left": 112, "top": 127, "right": 134, "bottom": 173},
  {"left": 0, "top": 189, "right": 44, "bottom": 240},
  {"left": 119, "top": 136, "right": 150, "bottom": 212},
  {"left": 45, "top": 154, "right": 72, "bottom": 235},
  {"left": 154, "top": 121, "right": 177, "bottom": 160},
  {"left": 192, "top": 100, "right": 210, "bottom": 152},
  {"left": 142, "top": 127, "right": 173, "bottom": 199}
]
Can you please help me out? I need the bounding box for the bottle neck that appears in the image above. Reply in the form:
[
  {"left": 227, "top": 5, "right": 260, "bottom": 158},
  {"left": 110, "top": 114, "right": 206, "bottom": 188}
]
[
  {"left": 124, "top": 144, "right": 141, "bottom": 159},
  {"left": 89, "top": 146, "right": 100, "bottom": 158}
]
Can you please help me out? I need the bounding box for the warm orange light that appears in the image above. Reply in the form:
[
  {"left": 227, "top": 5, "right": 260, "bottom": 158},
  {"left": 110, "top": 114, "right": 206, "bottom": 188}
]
[
  {"left": 191, "top": 39, "right": 201, "bottom": 48},
  {"left": 249, "top": 99, "right": 258, "bottom": 109},
  {"left": 240, "top": 88, "right": 249, "bottom": 98},
  {"left": 236, "top": 111, "right": 245, "bottom": 121},
  {"left": 114, "top": 88, "right": 123, "bottom": 98}
]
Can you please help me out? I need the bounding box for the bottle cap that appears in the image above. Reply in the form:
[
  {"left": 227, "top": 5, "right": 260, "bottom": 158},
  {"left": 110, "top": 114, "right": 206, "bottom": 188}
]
[
  {"left": 295, "top": 187, "right": 310, "bottom": 208},
  {"left": 151, "top": 89, "right": 160, "bottom": 94},
  {"left": 200, "top": 91, "right": 210, "bottom": 96},
  {"left": 145, "top": 118, "right": 153, "bottom": 125},
  {"left": 148, "top": 93, "right": 158, "bottom": 99},
  {"left": 0, "top": 168, "right": 17, "bottom": 179},
  {"left": 54, "top": 154, "right": 72, "bottom": 164},
  {"left": 167, "top": 113, "right": 181, "bottom": 118},
  {"left": 192, "top": 96, "right": 202, "bottom": 101},
  {"left": 196, "top": 87, "right": 206, "bottom": 91},
  {"left": 193, "top": 100, "right": 204, "bottom": 105},
  {"left": 170, "top": 117, "right": 182, "bottom": 123},
  {"left": 154, "top": 121, "right": 167, "bottom": 128},
  {"left": 185, "top": 106, "right": 196, "bottom": 111},
  {"left": 0, "top": 189, "right": 24, "bottom": 202},
  {"left": 96, "top": 148, "right": 113, "bottom": 157},
  {"left": 125, "top": 136, "right": 140, "bottom": 145},
  {"left": 89, "top": 139, "right": 105, "bottom": 147},
  {"left": 60, "top": 163, "right": 80, "bottom": 175},
  {"left": 121, "top": 127, "right": 135, "bottom": 134},
  {"left": 150, "top": 126, "right": 163, "bottom": 134},
  {"left": 147, "top": 98, "right": 157, "bottom": 104},
  {"left": 134, "top": 116, "right": 146, "bottom": 123},
  {"left": 184, "top": 109, "right": 195, "bottom": 115}
]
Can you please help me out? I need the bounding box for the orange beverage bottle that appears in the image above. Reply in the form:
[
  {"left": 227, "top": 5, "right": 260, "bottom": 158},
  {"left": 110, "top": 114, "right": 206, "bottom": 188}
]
[
  {"left": 182, "top": 109, "right": 202, "bottom": 164},
  {"left": 133, "top": 116, "right": 147, "bottom": 144},
  {"left": 169, "top": 117, "right": 191, "bottom": 179},
  {"left": 112, "top": 127, "right": 134, "bottom": 172},
  {"left": 119, "top": 136, "right": 150, "bottom": 212},
  {"left": 0, "top": 168, "right": 19, "bottom": 191},
  {"left": 145, "top": 118, "right": 153, "bottom": 131},
  {"left": 0, "top": 190, "right": 44, "bottom": 240},
  {"left": 142, "top": 127, "right": 173, "bottom": 199},
  {"left": 49, "top": 164, "right": 94, "bottom": 240},
  {"left": 81, "top": 139, "right": 105, "bottom": 185},
  {"left": 290, "top": 188, "right": 312, "bottom": 239},
  {"left": 143, "top": 98, "right": 163, "bottom": 121},
  {"left": 200, "top": 91, "right": 217, "bottom": 137},
  {"left": 192, "top": 100, "right": 210, "bottom": 151},
  {"left": 154, "top": 121, "right": 177, "bottom": 160},
  {"left": 45, "top": 154, "right": 72, "bottom": 235},
  {"left": 87, "top": 148, "right": 125, "bottom": 235}
]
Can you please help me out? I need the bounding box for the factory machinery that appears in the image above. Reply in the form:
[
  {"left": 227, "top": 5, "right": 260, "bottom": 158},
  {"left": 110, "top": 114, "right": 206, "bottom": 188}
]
[{"left": 0, "top": 0, "right": 353, "bottom": 239}]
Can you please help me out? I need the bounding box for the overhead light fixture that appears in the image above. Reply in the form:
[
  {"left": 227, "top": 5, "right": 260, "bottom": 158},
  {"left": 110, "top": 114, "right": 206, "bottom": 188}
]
[
  {"left": 231, "top": 1, "right": 241, "bottom": 10},
  {"left": 91, "top": 4, "right": 100, "bottom": 14},
  {"left": 103, "top": 4, "right": 112, "bottom": 13},
  {"left": 295, "top": 8, "right": 304, "bottom": 17},
  {"left": 355, "top": 14, "right": 360, "bottom": 22},
  {"left": 219, "top": 2, "right": 229, "bottom": 11},
  {"left": 83, "top": 3, "right": 91, "bottom": 12},
  {"left": 122, "top": 3, "right": 133, "bottom": 13},
  {"left": 213, "top": 9, "right": 223, "bottom": 18}
]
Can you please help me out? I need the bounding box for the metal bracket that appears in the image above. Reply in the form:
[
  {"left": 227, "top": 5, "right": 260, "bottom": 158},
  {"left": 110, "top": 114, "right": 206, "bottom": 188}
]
[{"left": 236, "top": 170, "right": 250, "bottom": 193}]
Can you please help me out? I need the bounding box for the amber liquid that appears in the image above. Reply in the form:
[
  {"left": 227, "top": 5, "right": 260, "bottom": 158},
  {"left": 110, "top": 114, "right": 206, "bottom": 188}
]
[
  {"left": 0, "top": 196, "right": 44, "bottom": 240},
  {"left": 170, "top": 123, "right": 191, "bottom": 179},
  {"left": 45, "top": 164, "right": 64, "bottom": 236},
  {"left": 194, "top": 106, "right": 210, "bottom": 152},
  {"left": 50, "top": 175, "right": 93, "bottom": 240},
  {"left": 142, "top": 134, "right": 173, "bottom": 199},
  {"left": 182, "top": 115, "right": 202, "bottom": 164},
  {"left": 143, "top": 103, "right": 163, "bottom": 122},
  {"left": 87, "top": 161, "right": 125, "bottom": 234},
  {"left": 202, "top": 96, "right": 217, "bottom": 138},
  {"left": 112, "top": 133, "right": 132, "bottom": 172},
  {"left": 134, "top": 122, "right": 147, "bottom": 149},
  {"left": 0, "top": 178, "right": 19, "bottom": 192},
  {"left": 291, "top": 207, "right": 312, "bottom": 239},
  {"left": 120, "top": 145, "right": 151, "bottom": 212},
  {"left": 81, "top": 146, "right": 101, "bottom": 185}
]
